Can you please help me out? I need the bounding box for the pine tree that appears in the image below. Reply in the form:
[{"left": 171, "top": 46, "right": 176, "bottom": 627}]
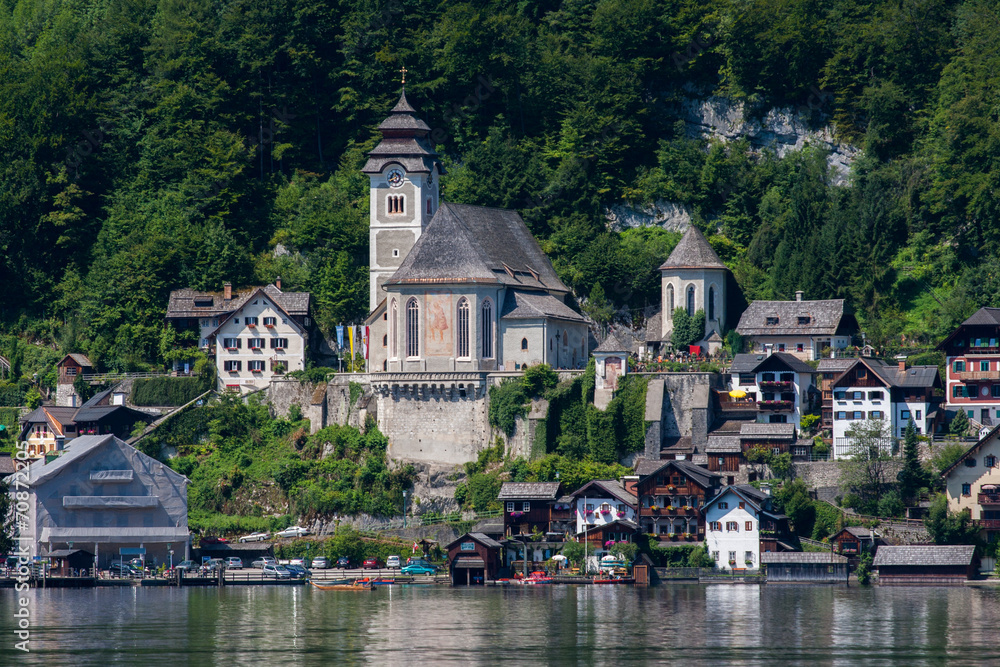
[
  {"left": 950, "top": 409, "right": 970, "bottom": 437},
  {"left": 897, "top": 418, "right": 929, "bottom": 503}
]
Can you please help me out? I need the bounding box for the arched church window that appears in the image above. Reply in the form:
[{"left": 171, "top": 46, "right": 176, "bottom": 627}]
[
  {"left": 457, "top": 298, "right": 470, "bottom": 358},
  {"left": 390, "top": 300, "right": 398, "bottom": 359},
  {"left": 687, "top": 285, "right": 695, "bottom": 316},
  {"left": 427, "top": 198, "right": 432, "bottom": 215},
  {"left": 406, "top": 298, "right": 420, "bottom": 358},
  {"left": 521, "top": 338, "right": 528, "bottom": 351},
  {"left": 481, "top": 299, "right": 494, "bottom": 358},
  {"left": 708, "top": 286, "right": 715, "bottom": 321},
  {"left": 667, "top": 284, "right": 674, "bottom": 313}
]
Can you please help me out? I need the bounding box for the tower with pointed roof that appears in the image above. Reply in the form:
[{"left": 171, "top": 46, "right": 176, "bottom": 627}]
[
  {"left": 363, "top": 88, "right": 445, "bottom": 310},
  {"left": 659, "top": 226, "right": 728, "bottom": 347}
]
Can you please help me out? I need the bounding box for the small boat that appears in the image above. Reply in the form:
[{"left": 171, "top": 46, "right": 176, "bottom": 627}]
[
  {"left": 358, "top": 577, "right": 396, "bottom": 586},
  {"left": 310, "top": 579, "right": 374, "bottom": 591},
  {"left": 514, "top": 571, "right": 554, "bottom": 585},
  {"left": 592, "top": 576, "right": 635, "bottom": 585}
]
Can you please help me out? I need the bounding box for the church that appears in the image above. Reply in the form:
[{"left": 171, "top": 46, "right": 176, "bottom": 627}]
[{"left": 364, "top": 89, "right": 589, "bottom": 373}]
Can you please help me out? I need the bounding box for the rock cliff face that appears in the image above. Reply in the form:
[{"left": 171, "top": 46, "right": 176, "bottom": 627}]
[{"left": 606, "top": 95, "right": 859, "bottom": 230}]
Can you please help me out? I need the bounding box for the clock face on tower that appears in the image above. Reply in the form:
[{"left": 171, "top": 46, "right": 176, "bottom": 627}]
[{"left": 387, "top": 168, "right": 404, "bottom": 188}]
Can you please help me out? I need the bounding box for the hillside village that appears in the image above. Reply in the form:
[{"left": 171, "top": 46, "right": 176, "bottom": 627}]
[{"left": 5, "top": 88, "right": 1000, "bottom": 585}]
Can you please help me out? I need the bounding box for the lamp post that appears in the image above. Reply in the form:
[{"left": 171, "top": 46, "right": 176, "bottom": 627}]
[{"left": 402, "top": 491, "right": 408, "bottom": 529}]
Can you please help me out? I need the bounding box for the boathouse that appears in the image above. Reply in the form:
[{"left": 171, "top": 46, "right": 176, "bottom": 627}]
[
  {"left": 447, "top": 533, "right": 503, "bottom": 585},
  {"left": 760, "top": 552, "right": 848, "bottom": 583},
  {"left": 873, "top": 545, "right": 976, "bottom": 584}
]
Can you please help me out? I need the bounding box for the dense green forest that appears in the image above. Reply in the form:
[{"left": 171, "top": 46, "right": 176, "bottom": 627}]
[{"left": 2, "top": 0, "right": 1000, "bottom": 370}]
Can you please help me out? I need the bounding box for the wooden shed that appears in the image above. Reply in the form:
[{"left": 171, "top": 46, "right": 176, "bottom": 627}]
[
  {"left": 446, "top": 533, "right": 503, "bottom": 586},
  {"left": 830, "top": 526, "right": 884, "bottom": 556},
  {"left": 760, "top": 551, "right": 848, "bottom": 583},
  {"left": 873, "top": 545, "right": 977, "bottom": 584},
  {"left": 45, "top": 549, "right": 95, "bottom": 576}
]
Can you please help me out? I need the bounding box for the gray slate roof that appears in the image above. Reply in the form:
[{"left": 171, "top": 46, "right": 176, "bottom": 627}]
[
  {"left": 705, "top": 435, "right": 741, "bottom": 453},
  {"left": 500, "top": 290, "right": 585, "bottom": 323},
  {"left": 658, "top": 227, "right": 726, "bottom": 270},
  {"left": 362, "top": 90, "right": 443, "bottom": 175},
  {"left": 833, "top": 358, "right": 939, "bottom": 389},
  {"left": 635, "top": 459, "right": 722, "bottom": 488},
  {"left": 730, "top": 353, "right": 769, "bottom": 373},
  {"left": 0, "top": 453, "right": 15, "bottom": 475},
  {"left": 643, "top": 309, "right": 664, "bottom": 343},
  {"left": 961, "top": 307, "right": 1000, "bottom": 326},
  {"left": 497, "top": 482, "right": 561, "bottom": 500},
  {"left": 873, "top": 545, "right": 976, "bottom": 567},
  {"left": 730, "top": 352, "right": 815, "bottom": 375},
  {"left": 594, "top": 329, "right": 632, "bottom": 353},
  {"left": 455, "top": 532, "right": 503, "bottom": 549},
  {"left": 167, "top": 284, "right": 309, "bottom": 319},
  {"left": 387, "top": 203, "right": 569, "bottom": 292},
  {"left": 817, "top": 358, "right": 856, "bottom": 373},
  {"left": 567, "top": 480, "right": 637, "bottom": 506},
  {"left": 736, "top": 299, "right": 853, "bottom": 337},
  {"left": 61, "top": 353, "right": 93, "bottom": 367},
  {"left": 760, "top": 552, "right": 847, "bottom": 564},
  {"left": 740, "top": 423, "right": 796, "bottom": 438}
]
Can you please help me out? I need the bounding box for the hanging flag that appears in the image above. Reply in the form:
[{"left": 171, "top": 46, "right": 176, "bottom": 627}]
[
  {"left": 348, "top": 326, "right": 355, "bottom": 362},
  {"left": 412, "top": 541, "right": 418, "bottom": 554},
  {"left": 363, "top": 326, "right": 370, "bottom": 359},
  {"left": 336, "top": 325, "right": 344, "bottom": 351}
]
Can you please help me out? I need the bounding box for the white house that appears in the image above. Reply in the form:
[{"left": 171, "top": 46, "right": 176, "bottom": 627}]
[
  {"left": 566, "top": 479, "right": 638, "bottom": 535},
  {"left": 728, "top": 352, "right": 816, "bottom": 428},
  {"left": 735, "top": 292, "right": 858, "bottom": 361},
  {"left": 704, "top": 485, "right": 793, "bottom": 571},
  {"left": 831, "top": 357, "right": 940, "bottom": 459},
  {"left": 209, "top": 285, "right": 311, "bottom": 393}
]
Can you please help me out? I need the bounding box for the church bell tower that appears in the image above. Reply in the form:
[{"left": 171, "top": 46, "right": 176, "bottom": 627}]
[{"left": 362, "top": 75, "right": 444, "bottom": 311}]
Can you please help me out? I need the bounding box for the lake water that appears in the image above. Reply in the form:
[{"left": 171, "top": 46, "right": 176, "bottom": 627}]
[{"left": 3, "top": 583, "right": 1000, "bottom": 665}]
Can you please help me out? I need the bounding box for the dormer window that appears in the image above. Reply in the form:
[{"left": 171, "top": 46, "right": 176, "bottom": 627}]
[
  {"left": 194, "top": 299, "right": 212, "bottom": 308},
  {"left": 797, "top": 316, "right": 810, "bottom": 325},
  {"left": 766, "top": 317, "right": 779, "bottom": 325}
]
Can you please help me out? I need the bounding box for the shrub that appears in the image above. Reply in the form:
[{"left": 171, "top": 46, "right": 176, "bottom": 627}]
[
  {"left": 488, "top": 379, "right": 528, "bottom": 437},
  {"left": 522, "top": 364, "right": 558, "bottom": 397},
  {"left": 131, "top": 377, "right": 207, "bottom": 406}
]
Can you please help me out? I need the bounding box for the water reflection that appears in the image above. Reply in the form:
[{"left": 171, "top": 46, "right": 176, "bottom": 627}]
[{"left": 4, "top": 584, "right": 1000, "bottom": 664}]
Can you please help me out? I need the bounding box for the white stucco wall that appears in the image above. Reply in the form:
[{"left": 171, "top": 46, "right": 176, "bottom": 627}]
[
  {"left": 215, "top": 297, "right": 307, "bottom": 393},
  {"left": 705, "top": 491, "right": 761, "bottom": 571}
]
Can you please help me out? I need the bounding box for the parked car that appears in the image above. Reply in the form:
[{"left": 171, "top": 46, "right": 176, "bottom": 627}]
[
  {"left": 174, "top": 560, "right": 197, "bottom": 572},
  {"left": 285, "top": 564, "right": 310, "bottom": 579},
  {"left": 289, "top": 557, "right": 308, "bottom": 566},
  {"left": 401, "top": 561, "right": 438, "bottom": 576},
  {"left": 275, "top": 525, "right": 310, "bottom": 539},
  {"left": 386, "top": 555, "right": 401, "bottom": 569},
  {"left": 251, "top": 557, "right": 277, "bottom": 569},
  {"left": 362, "top": 558, "right": 379, "bottom": 569},
  {"left": 226, "top": 557, "right": 243, "bottom": 569},
  {"left": 238, "top": 532, "right": 270, "bottom": 543},
  {"left": 311, "top": 557, "right": 329, "bottom": 569},
  {"left": 262, "top": 564, "right": 292, "bottom": 579},
  {"left": 203, "top": 559, "right": 226, "bottom": 573},
  {"left": 200, "top": 536, "right": 228, "bottom": 544},
  {"left": 336, "top": 557, "right": 351, "bottom": 569}
]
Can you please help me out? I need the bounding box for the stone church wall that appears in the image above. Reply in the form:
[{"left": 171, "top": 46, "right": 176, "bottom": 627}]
[{"left": 377, "top": 386, "right": 490, "bottom": 465}]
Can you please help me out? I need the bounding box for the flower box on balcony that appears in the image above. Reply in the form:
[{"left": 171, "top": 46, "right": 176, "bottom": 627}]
[
  {"left": 248, "top": 324, "right": 256, "bottom": 328},
  {"left": 510, "top": 511, "right": 524, "bottom": 518},
  {"left": 669, "top": 534, "right": 679, "bottom": 541},
  {"left": 728, "top": 560, "right": 736, "bottom": 566},
  {"left": 759, "top": 400, "right": 793, "bottom": 410},
  {"left": 265, "top": 324, "right": 274, "bottom": 328}
]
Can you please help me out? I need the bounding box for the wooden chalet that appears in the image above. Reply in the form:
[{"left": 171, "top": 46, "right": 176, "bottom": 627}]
[
  {"left": 760, "top": 552, "right": 848, "bottom": 583},
  {"left": 830, "top": 526, "right": 884, "bottom": 556},
  {"left": 45, "top": 549, "right": 96, "bottom": 577},
  {"left": 446, "top": 533, "right": 503, "bottom": 585},
  {"left": 57, "top": 354, "right": 93, "bottom": 385},
  {"left": 576, "top": 519, "right": 638, "bottom": 554},
  {"left": 873, "top": 545, "right": 976, "bottom": 584},
  {"left": 633, "top": 459, "right": 722, "bottom": 542},
  {"left": 498, "top": 482, "right": 565, "bottom": 537}
]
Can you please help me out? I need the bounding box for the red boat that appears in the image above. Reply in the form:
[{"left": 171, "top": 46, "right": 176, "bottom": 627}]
[{"left": 514, "top": 571, "right": 554, "bottom": 585}]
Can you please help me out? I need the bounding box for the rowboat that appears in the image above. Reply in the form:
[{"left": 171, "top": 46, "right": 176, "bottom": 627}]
[
  {"left": 592, "top": 577, "right": 634, "bottom": 584},
  {"left": 310, "top": 579, "right": 374, "bottom": 591}
]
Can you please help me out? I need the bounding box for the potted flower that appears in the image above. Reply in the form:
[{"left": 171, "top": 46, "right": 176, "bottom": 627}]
[
  {"left": 666, "top": 505, "right": 674, "bottom": 511},
  {"left": 669, "top": 533, "right": 679, "bottom": 541},
  {"left": 745, "top": 560, "right": 754, "bottom": 567},
  {"left": 616, "top": 511, "right": 626, "bottom": 518},
  {"left": 728, "top": 559, "right": 737, "bottom": 566},
  {"left": 649, "top": 505, "right": 658, "bottom": 511}
]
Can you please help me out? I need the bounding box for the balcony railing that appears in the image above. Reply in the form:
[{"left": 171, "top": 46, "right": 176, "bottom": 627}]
[
  {"left": 758, "top": 400, "right": 793, "bottom": 411},
  {"left": 640, "top": 506, "right": 698, "bottom": 517},
  {"left": 974, "top": 519, "right": 1000, "bottom": 529},
  {"left": 979, "top": 493, "right": 1000, "bottom": 505},
  {"left": 958, "top": 370, "right": 1000, "bottom": 381},
  {"left": 759, "top": 381, "right": 792, "bottom": 391}
]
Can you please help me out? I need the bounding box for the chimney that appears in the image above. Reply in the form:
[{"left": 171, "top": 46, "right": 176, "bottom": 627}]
[
  {"left": 898, "top": 359, "right": 907, "bottom": 372},
  {"left": 223, "top": 282, "right": 232, "bottom": 301},
  {"left": 275, "top": 276, "right": 282, "bottom": 291},
  {"left": 795, "top": 290, "right": 804, "bottom": 302}
]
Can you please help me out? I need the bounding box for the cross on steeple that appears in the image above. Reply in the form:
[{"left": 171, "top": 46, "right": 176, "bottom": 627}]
[{"left": 399, "top": 66, "right": 408, "bottom": 86}]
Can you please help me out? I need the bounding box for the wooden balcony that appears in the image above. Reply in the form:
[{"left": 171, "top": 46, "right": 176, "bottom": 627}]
[
  {"left": 758, "top": 400, "right": 793, "bottom": 411},
  {"left": 979, "top": 493, "right": 1000, "bottom": 506},
  {"left": 974, "top": 519, "right": 1000, "bottom": 529},
  {"left": 759, "top": 381, "right": 792, "bottom": 391},
  {"left": 639, "top": 506, "right": 698, "bottom": 517},
  {"left": 957, "top": 370, "right": 1000, "bottom": 381}
]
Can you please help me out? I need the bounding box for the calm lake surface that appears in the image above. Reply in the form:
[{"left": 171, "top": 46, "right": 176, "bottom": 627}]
[{"left": 3, "top": 583, "right": 999, "bottom": 665}]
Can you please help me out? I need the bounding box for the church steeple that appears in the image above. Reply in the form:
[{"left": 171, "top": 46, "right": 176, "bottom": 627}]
[{"left": 364, "top": 80, "right": 445, "bottom": 311}]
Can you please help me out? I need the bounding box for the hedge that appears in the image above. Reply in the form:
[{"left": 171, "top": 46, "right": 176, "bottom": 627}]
[{"left": 130, "top": 377, "right": 208, "bottom": 406}]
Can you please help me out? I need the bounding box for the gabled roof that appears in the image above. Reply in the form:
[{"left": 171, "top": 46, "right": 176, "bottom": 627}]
[
  {"left": 166, "top": 284, "right": 309, "bottom": 319},
  {"left": 58, "top": 353, "right": 93, "bottom": 368},
  {"left": 446, "top": 532, "right": 503, "bottom": 550},
  {"left": 21, "top": 435, "right": 189, "bottom": 487},
  {"left": 207, "top": 286, "right": 308, "bottom": 338},
  {"left": 816, "top": 358, "right": 856, "bottom": 373},
  {"left": 937, "top": 307, "right": 1000, "bottom": 350},
  {"left": 705, "top": 484, "right": 771, "bottom": 511},
  {"left": 731, "top": 352, "right": 815, "bottom": 375},
  {"left": 594, "top": 330, "right": 632, "bottom": 353},
  {"left": 740, "top": 423, "right": 795, "bottom": 438},
  {"left": 566, "top": 480, "right": 637, "bottom": 506},
  {"left": 497, "top": 482, "right": 561, "bottom": 500},
  {"left": 831, "top": 358, "right": 939, "bottom": 390},
  {"left": 730, "top": 353, "right": 768, "bottom": 374},
  {"left": 634, "top": 459, "right": 722, "bottom": 489},
  {"left": 736, "top": 299, "right": 856, "bottom": 337},
  {"left": 500, "top": 290, "right": 586, "bottom": 323},
  {"left": 873, "top": 545, "right": 975, "bottom": 567},
  {"left": 658, "top": 226, "right": 726, "bottom": 271},
  {"left": 386, "top": 203, "right": 569, "bottom": 292},
  {"left": 833, "top": 526, "right": 881, "bottom": 540}
]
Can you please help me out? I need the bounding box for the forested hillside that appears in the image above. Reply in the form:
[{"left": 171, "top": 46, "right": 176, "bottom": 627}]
[{"left": 2, "top": 0, "right": 999, "bottom": 369}]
